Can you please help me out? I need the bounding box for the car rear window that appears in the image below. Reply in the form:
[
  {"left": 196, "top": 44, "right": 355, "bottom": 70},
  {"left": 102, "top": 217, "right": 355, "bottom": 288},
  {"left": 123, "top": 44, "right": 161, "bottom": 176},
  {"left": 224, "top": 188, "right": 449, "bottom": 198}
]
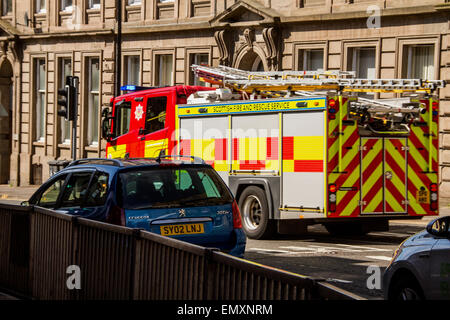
[{"left": 118, "top": 166, "right": 233, "bottom": 210}]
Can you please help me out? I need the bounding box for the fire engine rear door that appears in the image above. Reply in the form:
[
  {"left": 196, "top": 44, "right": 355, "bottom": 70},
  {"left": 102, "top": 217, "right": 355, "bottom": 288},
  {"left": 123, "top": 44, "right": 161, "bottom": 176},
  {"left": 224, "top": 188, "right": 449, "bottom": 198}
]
[
  {"left": 361, "top": 138, "right": 384, "bottom": 214},
  {"left": 384, "top": 138, "right": 407, "bottom": 214},
  {"left": 361, "top": 137, "right": 407, "bottom": 214}
]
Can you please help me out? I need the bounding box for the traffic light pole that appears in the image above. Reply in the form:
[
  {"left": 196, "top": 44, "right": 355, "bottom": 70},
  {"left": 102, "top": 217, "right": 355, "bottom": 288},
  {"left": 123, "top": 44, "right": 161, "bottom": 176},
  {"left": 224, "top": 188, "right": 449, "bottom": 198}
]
[{"left": 71, "top": 77, "right": 79, "bottom": 161}]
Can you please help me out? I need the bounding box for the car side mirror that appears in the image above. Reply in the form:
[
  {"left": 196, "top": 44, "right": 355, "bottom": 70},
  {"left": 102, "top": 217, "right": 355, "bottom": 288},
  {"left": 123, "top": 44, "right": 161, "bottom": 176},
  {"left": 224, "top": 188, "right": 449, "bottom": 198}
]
[
  {"left": 101, "top": 108, "right": 114, "bottom": 142},
  {"left": 20, "top": 200, "right": 30, "bottom": 206},
  {"left": 426, "top": 217, "right": 450, "bottom": 238}
]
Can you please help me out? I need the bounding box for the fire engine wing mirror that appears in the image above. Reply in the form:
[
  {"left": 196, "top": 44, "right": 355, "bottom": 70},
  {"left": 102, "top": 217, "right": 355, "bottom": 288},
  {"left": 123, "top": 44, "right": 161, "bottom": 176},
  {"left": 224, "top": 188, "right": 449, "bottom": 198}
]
[
  {"left": 101, "top": 108, "right": 114, "bottom": 142},
  {"left": 426, "top": 217, "right": 450, "bottom": 238}
]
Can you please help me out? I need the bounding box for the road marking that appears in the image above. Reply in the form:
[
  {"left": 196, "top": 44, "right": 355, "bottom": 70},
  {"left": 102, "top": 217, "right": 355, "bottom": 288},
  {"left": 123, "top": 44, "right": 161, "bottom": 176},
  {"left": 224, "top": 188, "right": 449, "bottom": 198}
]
[
  {"left": 334, "top": 244, "right": 392, "bottom": 252},
  {"left": 369, "top": 232, "right": 412, "bottom": 238},
  {"left": 279, "top": 246, "right": 338, "bottom": 253},
  {"left": 365, "top": 255, "right": 393, "bottom": 261},
  {"left": 246, "top": 248, "right": 291, "bottom": 254},
  {"left": 326, "top": 278, "right": 353, "bottom": 284},
  {"left": 248, "top": 244, "right": 394, "bottom": 257}
]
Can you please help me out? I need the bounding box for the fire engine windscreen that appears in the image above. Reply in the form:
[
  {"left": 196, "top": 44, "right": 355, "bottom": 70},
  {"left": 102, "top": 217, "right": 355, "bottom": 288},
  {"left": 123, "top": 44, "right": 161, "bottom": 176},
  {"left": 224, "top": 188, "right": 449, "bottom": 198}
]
[{"left": 118, "top": 166, "right": 233, "bottom": 210}]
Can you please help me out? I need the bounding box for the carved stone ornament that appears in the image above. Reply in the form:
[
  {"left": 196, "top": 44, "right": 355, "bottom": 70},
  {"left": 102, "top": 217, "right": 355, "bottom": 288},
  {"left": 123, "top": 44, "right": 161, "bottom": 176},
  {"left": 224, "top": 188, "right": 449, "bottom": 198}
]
[
  {"left": 214, "top": 30, "right": 231, "bottom": 66},
  {"left": 243, "top": 28, "right": 255, "bottom": 50},
  {"left": 262, "top": 27, "right": 280, "bottom": 71}
]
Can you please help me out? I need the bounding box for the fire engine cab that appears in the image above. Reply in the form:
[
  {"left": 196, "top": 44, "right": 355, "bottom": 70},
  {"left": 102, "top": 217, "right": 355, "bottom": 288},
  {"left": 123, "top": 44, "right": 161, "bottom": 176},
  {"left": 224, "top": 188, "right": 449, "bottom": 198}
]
[{"left": 102, "top": 65, "right": 446, "bottom": 239}]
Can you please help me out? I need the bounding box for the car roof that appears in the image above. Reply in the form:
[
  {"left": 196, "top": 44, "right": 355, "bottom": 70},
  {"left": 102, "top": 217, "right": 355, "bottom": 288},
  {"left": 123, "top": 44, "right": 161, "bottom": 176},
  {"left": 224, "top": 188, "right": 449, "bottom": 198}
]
[{"left": 60, "top": 157, "right": 207, "bottom": 172}]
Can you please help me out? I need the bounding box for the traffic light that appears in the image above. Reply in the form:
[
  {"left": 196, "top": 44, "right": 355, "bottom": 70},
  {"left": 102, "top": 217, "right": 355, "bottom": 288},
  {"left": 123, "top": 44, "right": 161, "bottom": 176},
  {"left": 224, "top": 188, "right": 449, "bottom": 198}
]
[
  {"left": 57, "top": 76, "right": 75, "bottom": 121},
  {"left": 57, "top": 84, "right": 71, "bottom": 120}
]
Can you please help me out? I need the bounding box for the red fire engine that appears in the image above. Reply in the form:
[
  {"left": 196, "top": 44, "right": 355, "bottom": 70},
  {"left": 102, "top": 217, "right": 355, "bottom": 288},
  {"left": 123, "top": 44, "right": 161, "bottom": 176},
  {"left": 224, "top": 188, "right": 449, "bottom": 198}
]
[{"left": 102, "top": 65, "right": 445, "bottom": 239}]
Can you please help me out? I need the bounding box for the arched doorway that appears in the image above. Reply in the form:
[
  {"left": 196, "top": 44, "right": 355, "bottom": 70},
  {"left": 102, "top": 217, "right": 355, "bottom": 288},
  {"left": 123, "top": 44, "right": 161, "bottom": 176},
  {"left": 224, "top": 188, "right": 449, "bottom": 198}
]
[
  {"left": 237, "top": 50, "right": 266, "bottom": 71},
  {"left": 0, "top": 58, "right": 13, "bottom": 184}
]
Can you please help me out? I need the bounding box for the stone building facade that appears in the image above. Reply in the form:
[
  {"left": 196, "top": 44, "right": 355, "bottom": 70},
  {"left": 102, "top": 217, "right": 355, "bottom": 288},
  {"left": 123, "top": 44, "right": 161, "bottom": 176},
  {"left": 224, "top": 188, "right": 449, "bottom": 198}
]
[{"left": 1, "top": 0, "right": 450, "bottom": 194}]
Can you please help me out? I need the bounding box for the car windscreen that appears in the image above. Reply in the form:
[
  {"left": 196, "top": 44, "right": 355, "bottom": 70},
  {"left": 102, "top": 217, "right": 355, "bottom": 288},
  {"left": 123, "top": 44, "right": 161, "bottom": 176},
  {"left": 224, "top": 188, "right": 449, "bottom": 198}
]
[{"left": 118, "top": 166, "right": 233, "bottom": 210}]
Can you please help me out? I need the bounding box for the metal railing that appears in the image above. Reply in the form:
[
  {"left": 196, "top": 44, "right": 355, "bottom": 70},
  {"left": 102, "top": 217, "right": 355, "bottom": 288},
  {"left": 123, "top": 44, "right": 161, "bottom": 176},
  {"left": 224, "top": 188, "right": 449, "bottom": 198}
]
[{"left": 0, "top": 203, "right": 364, "bottom": 300}]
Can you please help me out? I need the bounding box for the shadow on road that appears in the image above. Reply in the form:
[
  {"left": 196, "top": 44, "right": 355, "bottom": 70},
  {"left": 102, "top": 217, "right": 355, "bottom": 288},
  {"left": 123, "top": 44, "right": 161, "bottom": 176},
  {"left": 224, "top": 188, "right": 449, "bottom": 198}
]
[
  {"left": 244, "top": 252, "right": 386, "bottom": 300},
  {"left": 268, "top": 224, "right": 425, "bottom": 246}
]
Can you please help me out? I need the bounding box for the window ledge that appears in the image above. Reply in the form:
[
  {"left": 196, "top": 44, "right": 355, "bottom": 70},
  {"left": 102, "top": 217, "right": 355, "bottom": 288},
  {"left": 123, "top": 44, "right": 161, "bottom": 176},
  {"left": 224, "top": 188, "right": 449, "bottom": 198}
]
[
  {"left": 33, "top": 140, "right": 45, "bottom": 147},
  {"left": 86, "top": 8, "right": 101, "bottom": 15},
  {"left": 58, "top": 143, "right": 71, "bottom": 149},
  {"left": 85, "top": 145, "right": 99, "bottom": 152}
]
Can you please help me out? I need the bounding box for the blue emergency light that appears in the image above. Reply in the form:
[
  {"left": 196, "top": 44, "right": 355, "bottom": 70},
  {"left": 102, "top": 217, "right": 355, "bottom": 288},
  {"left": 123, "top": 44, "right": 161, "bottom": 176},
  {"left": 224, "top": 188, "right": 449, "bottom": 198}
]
[{"left": 120, "top": 85, "right": 156, "bottom": 92}]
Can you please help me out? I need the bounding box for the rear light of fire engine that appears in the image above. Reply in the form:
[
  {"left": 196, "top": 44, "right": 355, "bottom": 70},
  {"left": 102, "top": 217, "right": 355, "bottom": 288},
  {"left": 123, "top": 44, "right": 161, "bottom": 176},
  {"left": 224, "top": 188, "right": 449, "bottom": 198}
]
[
  {"left": 432, "top": 101, "right": 439, "bottom": 121},
  {"left": 232, "top": 200, "right": 242, "bottom": 229},
  {"left": 328, "top": 99, "right": 337, "bottom": 120},
  {"left": 328, "top": 184, "right": 337, "bottom": 213},
  {"left": 430, "top": 183, "right": 438, "bottom": 211}
]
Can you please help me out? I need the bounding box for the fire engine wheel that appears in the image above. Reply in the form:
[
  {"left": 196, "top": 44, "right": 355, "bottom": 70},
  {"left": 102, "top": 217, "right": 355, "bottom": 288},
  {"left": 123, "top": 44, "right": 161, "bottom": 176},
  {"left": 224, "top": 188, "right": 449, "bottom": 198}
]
[{"left": 239, "top": 186, "right": 275, "bottom": 240}]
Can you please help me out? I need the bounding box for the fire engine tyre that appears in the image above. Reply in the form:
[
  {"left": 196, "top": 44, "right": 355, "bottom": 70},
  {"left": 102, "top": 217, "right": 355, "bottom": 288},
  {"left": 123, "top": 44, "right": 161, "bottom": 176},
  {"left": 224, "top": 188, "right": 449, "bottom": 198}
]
[{"left": 239, "top": 186, "right": 276, "bottom": 240}]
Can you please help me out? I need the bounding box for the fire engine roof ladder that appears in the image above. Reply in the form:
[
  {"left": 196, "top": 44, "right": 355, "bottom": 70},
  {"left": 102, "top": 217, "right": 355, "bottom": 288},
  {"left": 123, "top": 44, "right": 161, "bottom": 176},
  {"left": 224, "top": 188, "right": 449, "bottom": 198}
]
[{"left": 192, "top": 64, "right": 447, "bottom": 173}]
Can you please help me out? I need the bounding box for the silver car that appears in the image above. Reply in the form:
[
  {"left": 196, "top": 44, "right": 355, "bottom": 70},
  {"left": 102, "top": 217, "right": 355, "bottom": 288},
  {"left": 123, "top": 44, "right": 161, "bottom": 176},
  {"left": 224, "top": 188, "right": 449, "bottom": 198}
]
[{"left": 383, "top": 216, "right": 450, "bottom": 300}]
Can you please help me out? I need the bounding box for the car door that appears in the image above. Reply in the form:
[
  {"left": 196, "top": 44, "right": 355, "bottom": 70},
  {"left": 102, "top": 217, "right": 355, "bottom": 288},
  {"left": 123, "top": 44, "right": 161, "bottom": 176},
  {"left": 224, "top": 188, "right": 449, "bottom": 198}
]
[
  {"left": 429, "top": 237, "right": 450, "bottom": 299},
  {"left": 142, "top": 95, "right": 170, "bottom": 157}
]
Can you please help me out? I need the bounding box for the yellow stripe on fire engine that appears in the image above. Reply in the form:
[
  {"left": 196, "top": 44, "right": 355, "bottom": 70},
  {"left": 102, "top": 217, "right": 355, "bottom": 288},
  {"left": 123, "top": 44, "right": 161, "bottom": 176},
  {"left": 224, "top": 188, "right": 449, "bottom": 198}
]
[
  {"left": 107, "top": 144, "right": 127, "bottom": 159},
  {"left": 178, "top": 98, "right": 326, "bottom": 117},
  {"left": 144, "top": 139, "right": 168, "bottom": 158}
]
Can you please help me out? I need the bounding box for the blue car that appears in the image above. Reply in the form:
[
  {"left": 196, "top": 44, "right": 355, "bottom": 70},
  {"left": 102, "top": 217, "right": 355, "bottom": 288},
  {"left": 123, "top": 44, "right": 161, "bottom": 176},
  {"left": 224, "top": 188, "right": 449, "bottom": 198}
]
[{"left": 26, "top": 157, "right": 246, "bottom": 257}]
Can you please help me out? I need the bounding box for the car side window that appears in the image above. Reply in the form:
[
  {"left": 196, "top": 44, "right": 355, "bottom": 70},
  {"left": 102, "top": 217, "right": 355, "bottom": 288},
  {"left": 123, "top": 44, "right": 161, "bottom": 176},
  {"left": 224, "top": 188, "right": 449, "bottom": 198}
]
[
  {"left": 59, "top": 172, "right": 93, "bottom": 208},
  {"left": 37, "top": 175, "right": 67, "bottom": 208},
  {"left": 197, "top": 171, "right": 221, "bottom": 198},
  {"left": 84, "top": 173, "right": 109, "bottom": 207}
]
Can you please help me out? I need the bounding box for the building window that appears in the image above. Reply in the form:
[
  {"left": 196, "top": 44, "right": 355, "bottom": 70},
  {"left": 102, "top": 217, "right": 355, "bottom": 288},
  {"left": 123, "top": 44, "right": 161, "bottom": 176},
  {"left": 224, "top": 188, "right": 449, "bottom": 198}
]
[
  {"left": 189, "top": 53, "right": 209, "bottom": 86},
  {"left": 87, "top": 58, "right": 100, "bottom": 146},
  {"left": 299, "top": 0, "right": 326, "bottom": 7},
  {"left": 298, "top": 49, "right": 324, "bottom": 71},
  {"left": 403, "top": 45, "right": 435, "bottom": 80},
  {"left": 89, "top": 0, "right": 100, "bottom": 9},
  {"left": 2, "top": 0, "right": 12, "bottom": 15},
  {"left": 349, "top": 47, "right": 376, "bottom": 79},
  {"left": 58, "top": 58, "right": 72, "bottom": 144},
  {"left": 36, "top": 0, "right": 46, "bottom": 13},
  {"left": 35, "top": 59, "right": 46, "bottom": 142},
  {"left": 61, "top": 0, "right": 73, "bottom": 11},
  {"left": 123, "top": 55, "right": 140, "bottom": 87},
  {"left": 155, "top": 54, "right": 173, "bottom": 86}
]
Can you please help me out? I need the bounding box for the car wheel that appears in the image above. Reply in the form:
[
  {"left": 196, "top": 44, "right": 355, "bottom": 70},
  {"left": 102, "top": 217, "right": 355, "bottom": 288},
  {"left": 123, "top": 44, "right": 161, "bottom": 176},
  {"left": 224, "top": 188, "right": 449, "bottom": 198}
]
[
  {"left": 390, "top": 276, "right": 424, "bottom": 301},
  {"left": 238, "top": 186, "right": 275, "bottom": 240}
]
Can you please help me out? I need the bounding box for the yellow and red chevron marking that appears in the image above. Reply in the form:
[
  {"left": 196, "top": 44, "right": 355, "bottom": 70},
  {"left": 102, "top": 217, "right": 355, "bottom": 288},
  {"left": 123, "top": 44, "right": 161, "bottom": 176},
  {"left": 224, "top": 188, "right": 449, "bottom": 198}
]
[
  {"left": 327, "top": 97, "right": 361, "bottom": 218},
  {"left": 282, "top": 136, "right": 324, "bottom": 172},
  {"left": 361, "top": 138, "right": 384, "bottom": 214},
  {"left": 406, "top": 99, "right": 439, "bottom": 216},
  {"left": 384, "top": 139, "right": 407, "bottom": 213}
]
